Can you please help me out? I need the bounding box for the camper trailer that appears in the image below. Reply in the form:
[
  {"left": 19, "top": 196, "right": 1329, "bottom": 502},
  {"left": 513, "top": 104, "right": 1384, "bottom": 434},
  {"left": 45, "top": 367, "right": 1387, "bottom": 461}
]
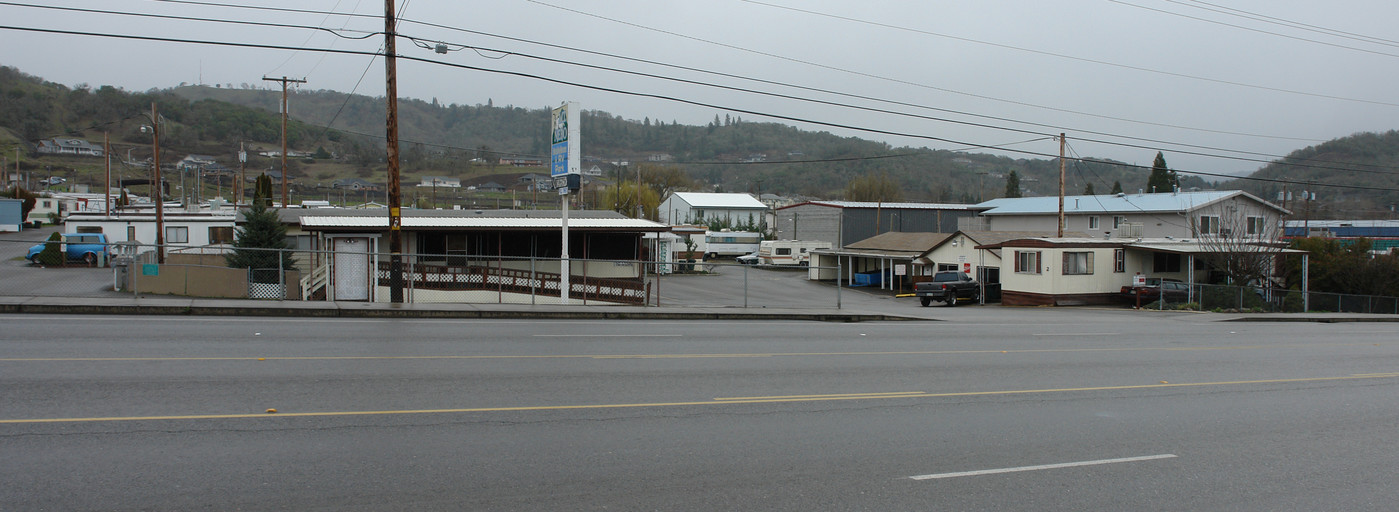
[
  {"left": 704, "top": 230, "right": 762, "bottom": 258},
  {"left": 758, "top": 240, "right": 831, "bottom": 266}
]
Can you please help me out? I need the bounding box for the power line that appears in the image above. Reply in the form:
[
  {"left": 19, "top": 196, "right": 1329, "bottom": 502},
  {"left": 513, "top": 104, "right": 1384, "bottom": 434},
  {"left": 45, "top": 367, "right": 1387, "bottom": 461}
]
[
  {"left": 729, "top": 0, "right": 1399, "bottom": 107},
  {"left": 1109, "top": 0, "right": 1399, "bottom": 57},
  {"left": 0, "top": 1, "right": 379, "bottom": 39},
  {"left": 2, "top": 24, "right": 1394, "bottom": 194}
]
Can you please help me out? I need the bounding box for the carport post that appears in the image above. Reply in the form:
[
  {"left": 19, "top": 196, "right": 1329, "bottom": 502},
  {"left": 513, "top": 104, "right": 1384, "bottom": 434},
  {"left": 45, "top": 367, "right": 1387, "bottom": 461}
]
[
  {"left": 836, "top": 258, "right": 842, "bottom": 309},
  {"left": 743, "top": 263, "right": 748, "bottom": 308},
  {"left": 278, "top": 251, "right": 285, "bottom": 300}
]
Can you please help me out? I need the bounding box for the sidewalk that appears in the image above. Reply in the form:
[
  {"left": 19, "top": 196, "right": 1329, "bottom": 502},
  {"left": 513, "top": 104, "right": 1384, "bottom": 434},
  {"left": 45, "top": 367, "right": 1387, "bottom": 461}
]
[
  {"left": 0, "top": 295, "right": 927, "bottom": 322},
  {"left": 3, "top": 294, "right": 1397, "bottom": 323}
]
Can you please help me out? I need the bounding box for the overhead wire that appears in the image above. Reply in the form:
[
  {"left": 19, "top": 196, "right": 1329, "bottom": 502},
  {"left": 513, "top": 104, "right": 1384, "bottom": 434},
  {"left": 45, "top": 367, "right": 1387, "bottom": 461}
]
[
  {"left": 1107, "top": 0, "right": 1399, "bottom": 58},
  {"left": 1, "top": 22, "right": 1395, "bottom": 193}
]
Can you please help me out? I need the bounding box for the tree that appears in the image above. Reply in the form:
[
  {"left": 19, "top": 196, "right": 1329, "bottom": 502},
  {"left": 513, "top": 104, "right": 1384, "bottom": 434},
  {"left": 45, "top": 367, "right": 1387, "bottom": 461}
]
[
  {"left": 844, "top": 172, "right": 904, "bottom": 202},
  {"left": 1084, "top": 183, "right": 1095, "bottom": 195},
  {"left": 2, "top": 185, "right": 38, "bottom": 221},
  {"left": 1111, "top": 181, "right": 1123, "bottom": 194},
  {"left": 34, "top": 232, "right": 64, "bottom": 266},
  {"left": 253, "top": 173, "right": 273, "bottom": 207},
  {"left": 1004, "top": 171, "right": 1022, "bottom": 198},
  {"left": 226, "top": 201, "right": 295, "bottom": 271},
  {"left": 1192, "top": 200, "right": 1285, "bottom": 286},
  {"left": 1146, "top": 152, "right": 1179, "bottom": 194}
]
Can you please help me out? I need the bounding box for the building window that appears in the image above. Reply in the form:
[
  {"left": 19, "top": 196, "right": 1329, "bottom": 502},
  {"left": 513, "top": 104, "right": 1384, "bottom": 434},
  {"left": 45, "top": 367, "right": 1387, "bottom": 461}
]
[
  {"left": 1062, "top": 252, "right": 1094, "bottom": 275},
  {"left": 1198, "top": 215, "right": 1220, "bottom": 235},
  {"left": 1088, "top": 216, "right": 1100, "bottom": 230},
  {"left": 165, "top": 226, "right": 189, "bottom": 244},
  {"left": 209, "top": 226, "right": 234, "bottom": 244},
  {"left": 1014, "top": 250, "right": 1041, "bottom": 274},
  {"left": 1114, "top": 249, "right": 1125, "bottom": 273},
  {"left": 76, "top": 226, "right": 103, "bottom": 234},
  {"left": 1153, "top": 252, "right": 1182, "bottom": 273},
  {"left": 1113, "top": 216, "right": 1127, "bottom": 229},
  {"left": 1246, "top": 216, "right": 1265, "bottom": 235}
]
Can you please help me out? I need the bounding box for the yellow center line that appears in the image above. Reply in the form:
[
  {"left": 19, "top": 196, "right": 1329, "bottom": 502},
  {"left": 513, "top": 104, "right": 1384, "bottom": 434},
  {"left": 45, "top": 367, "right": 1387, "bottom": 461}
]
[
  {"left": 715, "top": 391, "right": 925, "bottom": 401},
  {"left": 3, "top": 374, "right": 1395, "bottom": 425},
  {"left": 0, "top": 342, "right": 1383, "bottom": 363}
]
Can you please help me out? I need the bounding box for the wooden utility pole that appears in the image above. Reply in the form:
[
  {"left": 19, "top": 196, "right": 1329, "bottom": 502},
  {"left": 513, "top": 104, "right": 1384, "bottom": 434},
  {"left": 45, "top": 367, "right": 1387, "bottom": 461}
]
[
  {"left": 385, "top": 0, "right": 404, "bottom": 302},
  {"left": 151, "top": 102, "right": 165, "bottom": 264},
  {"left": 238, "top": 141, "right": 247, "bottom": 205},
  {"left": 103, "top": 132, "right": 111, "bottom": 215},
  {"left": 1057, "top": 133, "right": 1066, "bottom": 237},
  {"left": 262, "top": 75, "right": 306, "bottom": 208}
]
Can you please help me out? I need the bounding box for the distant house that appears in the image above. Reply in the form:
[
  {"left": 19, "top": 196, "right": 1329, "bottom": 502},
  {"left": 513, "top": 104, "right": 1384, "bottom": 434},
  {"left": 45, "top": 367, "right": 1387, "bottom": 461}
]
[
  {"left": 659, "top": 192, "right": 768, "bottom": 226},
  {"left": 498, "top": 158, "right": 544, "bottom": 167},
  {"left": 518, "top": 174, "right": 553, "bottom": 191},
  {"left": 476, "top": 181, "right": 507, "bottom": 192},
  {"left": 178, "top": 155, "right": 218, "bottom": 168},
  {"left": 36, "top": 138, "right": 104, "bottom": 157},
  {"left": 331, "top": 178, "right": 380, "bottom": 191},
  {"left": 418, "top": 176, "right": 461, "bottom": 188}
]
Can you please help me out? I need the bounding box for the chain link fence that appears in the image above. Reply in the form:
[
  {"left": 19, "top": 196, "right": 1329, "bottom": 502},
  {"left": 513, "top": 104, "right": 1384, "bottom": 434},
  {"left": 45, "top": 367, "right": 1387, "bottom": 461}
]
[
  {"left": 0, "top": 237, "right": 848, "bottom": 308},
  {"left": 1142, "top": 282, "right": 1399, "bottom": 314}
]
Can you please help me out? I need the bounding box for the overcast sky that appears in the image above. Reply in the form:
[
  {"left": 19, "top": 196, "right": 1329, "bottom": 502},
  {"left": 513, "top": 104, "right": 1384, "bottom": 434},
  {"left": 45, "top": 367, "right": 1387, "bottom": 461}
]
[{"left": 4, "top": 0, "right": 1398, "bottom": 180}]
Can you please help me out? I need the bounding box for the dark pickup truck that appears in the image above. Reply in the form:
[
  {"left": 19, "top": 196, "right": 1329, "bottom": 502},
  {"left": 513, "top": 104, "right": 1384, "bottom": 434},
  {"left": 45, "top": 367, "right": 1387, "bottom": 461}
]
[{"left": 916, "top": 271, "right": 980, "bottom": 306}]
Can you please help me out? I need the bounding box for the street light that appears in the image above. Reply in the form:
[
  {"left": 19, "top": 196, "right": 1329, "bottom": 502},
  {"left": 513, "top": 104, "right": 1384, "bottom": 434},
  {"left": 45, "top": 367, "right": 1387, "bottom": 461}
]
[{"left": 139, "top": 102, "right": 165, "bottom": 264}]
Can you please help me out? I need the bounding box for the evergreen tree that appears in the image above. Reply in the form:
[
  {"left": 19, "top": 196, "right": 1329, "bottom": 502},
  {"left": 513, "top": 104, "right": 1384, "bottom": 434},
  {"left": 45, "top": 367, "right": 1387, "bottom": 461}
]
[
  {"left": 1084, "top": 183, "right": 1095, "bottom": 195},
  {"left": 1146, "top": 152, "right": 1179, "bottom": 193},
  {"left": 253, "top": 173, "right": 273, "bottom": 207},
  {"left": 226, "top": 202, "right": 295, "bottom": 270},
  {"left": 1111, "top": 180, "right": 1123, "bottom": 194},
  {"left": 34, "top": 231, "right": 64, "bottom": 266},
  {"left": 1004, "top": 171, "right": 1022, "bottom": 198}
]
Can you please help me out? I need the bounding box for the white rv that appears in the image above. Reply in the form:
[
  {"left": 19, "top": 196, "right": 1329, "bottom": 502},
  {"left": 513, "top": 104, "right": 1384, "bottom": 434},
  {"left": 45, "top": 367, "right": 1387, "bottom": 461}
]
[
  {"left": 758, "top": 240, "right": 831, "bottom": 266},
  {"left": 704, "top": 230, "right": 762, "bottom": 258}
]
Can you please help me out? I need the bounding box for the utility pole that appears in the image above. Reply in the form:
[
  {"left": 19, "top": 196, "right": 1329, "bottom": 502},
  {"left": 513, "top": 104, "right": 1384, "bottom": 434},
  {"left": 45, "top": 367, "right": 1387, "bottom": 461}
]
[
  {"left": 385, "top": 0, "right": 404, "bottom": 303},
  {"left": 104, "top": 132, "right": 111, "bottom": 215},
  {"left": 1057, "top": 133, "right": 1066, "bottom": 237},
  {"left": 262, "top": 75, "right": 306, "bottom": 208},
  {"left": 238, "top": 141, "right": 247, "bottom": 205},
  {"left": 150, "top": 102, "right": 165, "bottom": 264}
]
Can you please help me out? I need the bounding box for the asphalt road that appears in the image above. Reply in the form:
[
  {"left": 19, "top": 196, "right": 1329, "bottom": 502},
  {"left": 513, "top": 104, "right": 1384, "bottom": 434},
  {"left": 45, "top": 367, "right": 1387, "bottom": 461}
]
[{"left": 3, "top": 312, "right": 1399, "bottom": 511}]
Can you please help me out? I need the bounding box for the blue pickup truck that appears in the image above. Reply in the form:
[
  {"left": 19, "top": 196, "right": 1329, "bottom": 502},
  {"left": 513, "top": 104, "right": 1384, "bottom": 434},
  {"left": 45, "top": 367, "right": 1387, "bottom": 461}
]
[{"left": 27, "top": 233, "right": 112, "bottom": 265}]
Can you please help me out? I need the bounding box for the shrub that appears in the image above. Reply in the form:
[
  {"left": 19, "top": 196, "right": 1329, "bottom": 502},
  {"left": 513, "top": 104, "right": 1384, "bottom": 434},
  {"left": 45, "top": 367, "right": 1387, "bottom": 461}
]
[{"left": 34, "top": 232, "right": 64, "bottom": 266}]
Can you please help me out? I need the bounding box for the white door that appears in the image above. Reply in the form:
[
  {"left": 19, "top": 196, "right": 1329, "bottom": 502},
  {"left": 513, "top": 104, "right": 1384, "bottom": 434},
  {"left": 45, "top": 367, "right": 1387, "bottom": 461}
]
[{"left": 332, "top": 237, "right": 370, "bottom": 301}]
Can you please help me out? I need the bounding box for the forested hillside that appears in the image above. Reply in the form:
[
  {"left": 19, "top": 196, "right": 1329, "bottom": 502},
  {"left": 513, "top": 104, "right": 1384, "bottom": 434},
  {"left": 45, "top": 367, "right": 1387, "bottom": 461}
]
[{"left": 1225, "top": 131, "right": 1399, "bottom": 217}]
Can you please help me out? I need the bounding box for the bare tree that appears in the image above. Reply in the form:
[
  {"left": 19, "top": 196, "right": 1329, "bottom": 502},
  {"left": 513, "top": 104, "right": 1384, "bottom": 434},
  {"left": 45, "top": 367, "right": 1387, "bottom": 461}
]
[{"left": 1189, "top": 201, "right": 1286, "bottom": 286}]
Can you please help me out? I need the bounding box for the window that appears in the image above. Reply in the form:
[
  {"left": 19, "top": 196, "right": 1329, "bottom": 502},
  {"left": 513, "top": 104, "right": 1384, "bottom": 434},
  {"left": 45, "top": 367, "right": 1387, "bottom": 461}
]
[
  {"left": 1198, "top": 215, "right": 1220, "bottom": 235},
  {"left": 775, "top": 248, "right": 792, "bottom": 256},
  {"left": 1088, "top": 216, "right": 1100, "bottom": 230},
  {"left": 1014, "top": 250, "right": 1041, "bottom": 274},
  {"left": 209, "top": 226, "right": 234, "bottom": 244},
  {"left": 1114, "top": 249, "right": 1125, "bottom": 273},
  {"left": 1062, "top": 252, "right": 1094, "bottom": 275},
  {"left": 1246, "top": 216, "right": 1265, "bottom": 235},
  {"left": 1113, "top": 216, "right": 1127, "bottom": 229},
  {"left": 937, "top": 263, "right": 958, "bottom": 272},
  {"left": 1153, "top": 252, "right": 1182, "bottom": 273},
  {"left": 165, "top": 226, "right": 189, "bottom": 244},
  {"left": 76, "top": 226, "right": 103, "bottom": 234}
]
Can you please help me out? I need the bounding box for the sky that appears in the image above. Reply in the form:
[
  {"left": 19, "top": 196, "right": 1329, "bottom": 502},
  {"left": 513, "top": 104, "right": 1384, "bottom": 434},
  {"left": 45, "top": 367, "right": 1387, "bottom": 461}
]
[{"left": 3, "top": 0, "right": 1398, "bottom": 181}]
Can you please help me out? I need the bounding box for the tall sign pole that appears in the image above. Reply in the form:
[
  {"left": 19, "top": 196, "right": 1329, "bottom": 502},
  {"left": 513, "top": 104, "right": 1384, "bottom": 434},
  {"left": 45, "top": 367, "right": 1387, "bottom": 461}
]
[
  {"left": 262, "top": 76, "right": 306, "bottom": 208},
  {"left": 551, "top": 102, "right": 580, "bottom": 303},
  {"left": 385, "top": 0, "right": 405, "bottom": 302}
]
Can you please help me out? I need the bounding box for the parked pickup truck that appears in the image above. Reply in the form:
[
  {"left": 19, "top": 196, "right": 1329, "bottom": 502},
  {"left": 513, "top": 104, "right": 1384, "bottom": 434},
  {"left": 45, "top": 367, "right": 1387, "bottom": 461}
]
[
  {"left": 27, "top": 233, "right": 112, "bottom": 265},
  {"left": 915, "top": 270, "right": 980, "bottom": 306}
]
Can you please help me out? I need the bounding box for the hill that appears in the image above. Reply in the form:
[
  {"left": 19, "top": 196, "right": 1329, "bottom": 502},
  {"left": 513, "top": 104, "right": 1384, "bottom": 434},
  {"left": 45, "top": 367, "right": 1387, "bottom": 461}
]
[
  {"left": 1223, "top": 131, "right": 1399, "bottom": 218},
  {"left": 174, "top": 83, "right": 1195, "bottom": 202}
]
